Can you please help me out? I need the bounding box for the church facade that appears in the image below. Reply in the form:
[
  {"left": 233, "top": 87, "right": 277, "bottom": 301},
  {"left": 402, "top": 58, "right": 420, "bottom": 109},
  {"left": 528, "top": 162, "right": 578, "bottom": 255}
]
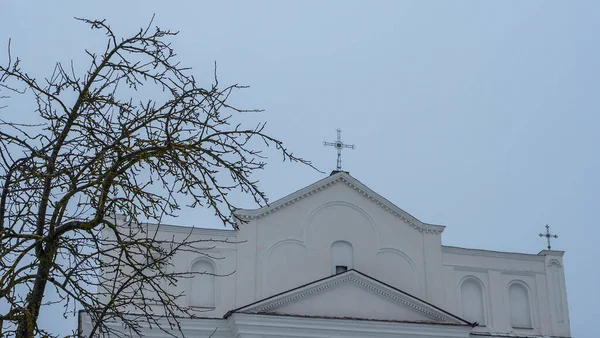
[{"left": 80, "top": 172, "right": 571, "bottom": 337}]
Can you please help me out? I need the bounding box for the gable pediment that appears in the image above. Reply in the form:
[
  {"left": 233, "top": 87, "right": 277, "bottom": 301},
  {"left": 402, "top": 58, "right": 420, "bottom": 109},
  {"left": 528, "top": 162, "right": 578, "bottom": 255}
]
[
  {"left": 226, "top": 270, "right": 470, "bottom": 326},
  {"left": 234, "top": 172, "right": 445, "bottom": 234}
]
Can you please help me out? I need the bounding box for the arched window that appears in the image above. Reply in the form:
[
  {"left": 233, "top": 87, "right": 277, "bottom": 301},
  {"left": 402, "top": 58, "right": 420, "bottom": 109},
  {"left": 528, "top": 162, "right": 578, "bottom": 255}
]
[
  {"left": 331, "top": 241, "right": 353, "bottom": 274},
  {"left": 460, "top": 278, "right": 485, "bottom": 324},
  {"left": 189, "top": 260, "right": 215, "bottom": 308},
  {"left": 509, "top": 282, "right": 532, "bottom": 328}
]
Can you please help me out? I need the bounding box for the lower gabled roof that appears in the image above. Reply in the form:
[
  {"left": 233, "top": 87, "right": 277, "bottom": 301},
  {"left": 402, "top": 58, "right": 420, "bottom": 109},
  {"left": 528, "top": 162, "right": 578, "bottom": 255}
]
[{"left": 225, "top": 269, "right": 473, "bottom": 327}]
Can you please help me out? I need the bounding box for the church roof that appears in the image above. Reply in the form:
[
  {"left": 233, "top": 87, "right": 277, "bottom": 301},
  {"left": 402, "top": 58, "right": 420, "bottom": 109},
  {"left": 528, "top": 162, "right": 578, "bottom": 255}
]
[
  {"left": 234, "top": 172, "right": 445, "bottom": 234},
  {"left": 224, "top": 269, "right": 473, "bottom": 327}
]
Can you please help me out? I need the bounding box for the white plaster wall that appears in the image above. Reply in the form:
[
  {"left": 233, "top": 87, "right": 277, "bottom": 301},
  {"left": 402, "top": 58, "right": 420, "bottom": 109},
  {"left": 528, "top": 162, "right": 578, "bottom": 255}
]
[
  {"left": 237, "top": 182, "right": 435, "bottom": 305},
  {"left": 165, "top": 227, "right": 238, "bottom": 317},
  {"left": 101, "top": 221, "right": 239, "bottom": 318},
  {"left": 97, "top": 174, "right": 570, "bottom": 338},
  {"left": 441, "top": 247, "right": 570, "bottom": 337}
]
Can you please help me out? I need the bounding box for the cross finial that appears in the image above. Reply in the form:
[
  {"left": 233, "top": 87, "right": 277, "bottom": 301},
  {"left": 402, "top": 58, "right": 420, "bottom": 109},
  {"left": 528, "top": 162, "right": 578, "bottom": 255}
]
[
  {"left": 324, "top": 129, "right": 355, "bottom": 171},
  {"left": 539, "top": 224, "right": 558, "bottom": 250}
]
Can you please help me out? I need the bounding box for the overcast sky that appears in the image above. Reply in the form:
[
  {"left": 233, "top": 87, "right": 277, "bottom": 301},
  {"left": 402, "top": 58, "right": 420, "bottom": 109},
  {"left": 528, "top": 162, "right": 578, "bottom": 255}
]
[{"left": 1, "top": 1, "right": 598, "bottom": 337}]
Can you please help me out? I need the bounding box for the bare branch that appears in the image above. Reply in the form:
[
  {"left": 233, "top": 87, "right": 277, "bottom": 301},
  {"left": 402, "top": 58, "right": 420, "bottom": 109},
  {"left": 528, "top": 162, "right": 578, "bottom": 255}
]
[{"left": 0, "top": 16, "right": 316, "bottom": 338}]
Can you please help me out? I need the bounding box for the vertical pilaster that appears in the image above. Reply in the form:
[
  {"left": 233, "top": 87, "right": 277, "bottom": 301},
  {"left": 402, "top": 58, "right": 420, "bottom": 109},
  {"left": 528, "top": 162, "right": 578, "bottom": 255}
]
[
  {"left": 488, "top": 270, "right": 507, "bottom": 332},
  {"left": 535, "top": 272, "right": 551, "bottom": 336},
  {"left": 236, "top": 219, "right": 258, "bottom": 307},
  {"left": 539, "top": 250, "right": 570, "bottom": 337},
  {"left": 422, "top": 233, "right": 445, "bottom": 307}
]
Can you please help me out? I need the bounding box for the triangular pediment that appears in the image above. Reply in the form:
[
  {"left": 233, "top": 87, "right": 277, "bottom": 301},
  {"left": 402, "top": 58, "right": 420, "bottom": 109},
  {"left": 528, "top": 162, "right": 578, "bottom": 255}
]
[
  {"left": 234, "top": 172, "right": 445, "bottom": 234},
  {"left": 226, "top": 270, "right": 470, "bottom": 325}
]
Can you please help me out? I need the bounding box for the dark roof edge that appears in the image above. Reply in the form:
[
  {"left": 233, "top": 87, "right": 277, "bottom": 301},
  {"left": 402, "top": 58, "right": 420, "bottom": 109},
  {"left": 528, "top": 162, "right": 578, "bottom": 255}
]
[{"left": 240, "top": 311, "right": 472, "bottom": 327}]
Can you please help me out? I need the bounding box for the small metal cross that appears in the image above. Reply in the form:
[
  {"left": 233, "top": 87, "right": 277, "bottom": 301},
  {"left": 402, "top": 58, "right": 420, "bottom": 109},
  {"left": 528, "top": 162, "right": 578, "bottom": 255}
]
[
  {"left": 324, "top": 129, "right": 355, "bottom": 171},
  {"left": 539, "top": 224, "right": 558, "bottom": 250}
]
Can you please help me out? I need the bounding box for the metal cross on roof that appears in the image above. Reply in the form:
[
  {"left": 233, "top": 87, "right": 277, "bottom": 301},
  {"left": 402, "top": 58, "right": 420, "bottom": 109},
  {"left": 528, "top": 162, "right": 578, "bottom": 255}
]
[
  {"left": 539, "top": 224, "right": 558, "bottom": 250},
  {"left": 324, "top": 128, "right": 355, "bottom": 171}
]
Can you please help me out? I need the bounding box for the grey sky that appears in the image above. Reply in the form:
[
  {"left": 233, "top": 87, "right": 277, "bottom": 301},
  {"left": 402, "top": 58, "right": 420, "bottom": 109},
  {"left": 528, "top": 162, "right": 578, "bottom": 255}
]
[{"left": 1, "top": 1, "right": 597, "bottom": 336}]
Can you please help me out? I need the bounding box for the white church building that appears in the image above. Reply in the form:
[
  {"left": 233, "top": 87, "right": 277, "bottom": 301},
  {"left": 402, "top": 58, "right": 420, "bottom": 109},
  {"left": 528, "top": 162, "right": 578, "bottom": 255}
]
[{"left": 80, "top": 171, "right": 571, "bottom": 338}]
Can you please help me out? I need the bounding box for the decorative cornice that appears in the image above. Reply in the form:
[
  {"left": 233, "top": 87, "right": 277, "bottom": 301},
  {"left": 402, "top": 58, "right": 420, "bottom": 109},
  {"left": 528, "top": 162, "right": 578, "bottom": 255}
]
[
  {"left": 537, "top": 249, "right": 565, "bottom": 257},
  {"left": 447, "top": 264, "right": 545, "bottom": 275},
  {"left": 442, "top": 246, "right": 546, "bottom": 262},
  {"left": 547, "top": 258, "right": 562, "bottom": 268},
  {"left": 229, "top": 313, "right": 473, "bottom": 337},
  {"left": 470, "top": 333, "right": 558, "bottom": 338},
  {"left": 235, "top": 173, "right": 445, "bottom": 234},
  {"left": 79, "top": 311, "right": 231, "bottom": 335},
  {"left": 339, "top": 176, "right": 442, "bottom": 234},
  {"left": 234, "top": 176, "right": 340, "bottom": 220},
  {"left": 500, "top": 271, "right": 537, "bottom": 277},
  {"left": 142, "top": 222, "right": 238, "bottom": 237}
]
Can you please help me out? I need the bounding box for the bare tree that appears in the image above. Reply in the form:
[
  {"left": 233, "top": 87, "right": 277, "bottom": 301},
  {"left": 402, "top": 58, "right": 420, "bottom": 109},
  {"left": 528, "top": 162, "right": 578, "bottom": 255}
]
[{"left": 0, "top": 17, "right": 314, "bottom": 338}]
